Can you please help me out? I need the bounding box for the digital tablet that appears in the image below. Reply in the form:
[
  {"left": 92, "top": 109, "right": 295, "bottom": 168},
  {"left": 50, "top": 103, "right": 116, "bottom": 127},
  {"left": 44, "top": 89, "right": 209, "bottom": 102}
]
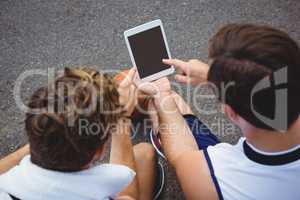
[{"left": 124, "top": 19, "right": 174, "bottom": 82}]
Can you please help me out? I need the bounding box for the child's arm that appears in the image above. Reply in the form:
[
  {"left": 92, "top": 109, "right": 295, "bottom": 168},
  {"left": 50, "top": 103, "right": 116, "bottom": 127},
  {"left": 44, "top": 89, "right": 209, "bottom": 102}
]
[
  {"left": 110, "top": 68, "right": 139, "bottom": 199},
  {"left": 0, "top": 144, "right": 30, "bottom": 175},
  {"left": 110, "top": 118, "right": 138, "bottom": 199}
]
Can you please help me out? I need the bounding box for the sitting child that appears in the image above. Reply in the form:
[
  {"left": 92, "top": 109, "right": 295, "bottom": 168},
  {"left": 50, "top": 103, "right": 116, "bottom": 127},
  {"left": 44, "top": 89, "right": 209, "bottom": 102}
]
[{"left": 0, "top": 67, "right": 157, "bottom": 200}]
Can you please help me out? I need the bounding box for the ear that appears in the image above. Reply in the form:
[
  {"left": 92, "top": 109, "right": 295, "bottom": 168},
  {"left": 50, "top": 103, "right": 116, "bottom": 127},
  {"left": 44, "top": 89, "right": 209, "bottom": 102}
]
[{"left": 224, "top": 104, "right": 239, "bottom": 124}]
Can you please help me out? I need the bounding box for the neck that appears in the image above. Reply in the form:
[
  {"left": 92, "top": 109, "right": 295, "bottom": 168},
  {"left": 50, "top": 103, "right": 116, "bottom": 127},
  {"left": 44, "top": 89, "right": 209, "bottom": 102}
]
[{"left": 243, "top": 118, "right": 300, "bottom": 153}]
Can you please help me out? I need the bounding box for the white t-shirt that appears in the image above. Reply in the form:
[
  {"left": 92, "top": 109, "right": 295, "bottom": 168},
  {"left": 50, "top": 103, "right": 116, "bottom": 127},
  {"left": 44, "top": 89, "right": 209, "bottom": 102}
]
[
  {"left": 206, "top": 137, "right": 300, "bottom": 200},
  {"left": 0, "top": 155, "right": 135, "bottom": 200}
]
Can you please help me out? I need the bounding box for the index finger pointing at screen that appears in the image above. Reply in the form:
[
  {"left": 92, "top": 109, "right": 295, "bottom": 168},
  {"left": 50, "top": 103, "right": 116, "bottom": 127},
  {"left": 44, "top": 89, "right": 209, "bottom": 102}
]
[{"left": 163, "top": 58, "right": 188, "bottom": 73}]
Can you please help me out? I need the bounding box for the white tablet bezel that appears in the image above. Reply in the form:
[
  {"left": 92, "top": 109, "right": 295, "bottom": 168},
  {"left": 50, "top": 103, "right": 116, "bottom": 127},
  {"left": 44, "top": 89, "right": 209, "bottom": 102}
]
[{"left": 124, "top": 19, "right": 174, "bottom": 82}]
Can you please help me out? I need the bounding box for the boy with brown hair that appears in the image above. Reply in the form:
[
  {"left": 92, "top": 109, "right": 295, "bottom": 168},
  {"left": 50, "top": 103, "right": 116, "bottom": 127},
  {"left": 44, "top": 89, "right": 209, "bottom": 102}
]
[
  {"left": 0, "top": 68, "right": 156, "bottom": 200},
  {"left": 144, "top": 24, "right": 300, "bottom": 200}
]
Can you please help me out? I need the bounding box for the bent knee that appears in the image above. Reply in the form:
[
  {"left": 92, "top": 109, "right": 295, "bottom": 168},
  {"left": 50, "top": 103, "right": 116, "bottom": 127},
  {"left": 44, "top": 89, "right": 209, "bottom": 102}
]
[{"left": 134, "top": 142, "right": 156, "bottom": 161}]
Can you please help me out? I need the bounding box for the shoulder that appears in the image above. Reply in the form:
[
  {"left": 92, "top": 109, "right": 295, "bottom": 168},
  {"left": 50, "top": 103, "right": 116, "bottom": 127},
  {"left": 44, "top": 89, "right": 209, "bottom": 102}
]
[
  {"left": 207, "top": 138, "right": 245, "bottom": 163},
  {"left": 89, "top": 163, "right": 136, "bottom": 187},
  {"left": 173, "top": 139, "right": 246, "bottom": 200},
  {"left": 96, "top": 163, "right": 136, "bottom": 179}
]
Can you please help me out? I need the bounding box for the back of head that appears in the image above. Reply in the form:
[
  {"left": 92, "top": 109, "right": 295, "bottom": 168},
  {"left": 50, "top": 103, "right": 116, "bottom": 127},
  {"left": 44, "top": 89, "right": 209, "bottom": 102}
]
[
  {"left": 208, "top": 24, "right": 300, "bottom": 131},
  {"left": 25, "top": 68, "right": 121, "bottom": 172}
]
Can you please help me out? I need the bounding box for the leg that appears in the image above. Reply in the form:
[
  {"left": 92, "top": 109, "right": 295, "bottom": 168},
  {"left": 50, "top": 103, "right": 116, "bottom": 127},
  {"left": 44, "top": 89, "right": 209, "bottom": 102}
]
[
  {"left": 133, "top": 143, "right": 156, "bottom": 200},
  {"left": 170, "top": 92, "right": 220, "bottom": 149},
  {"left": 170, "top": 92, "right": 221, "bottom": 149}
]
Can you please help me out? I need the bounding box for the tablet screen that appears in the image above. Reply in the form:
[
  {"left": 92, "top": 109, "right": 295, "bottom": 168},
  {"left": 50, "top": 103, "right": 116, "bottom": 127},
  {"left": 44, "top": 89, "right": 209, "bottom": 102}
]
[{"left": 128, "top": 26, "right": 170, "bottom": 78}]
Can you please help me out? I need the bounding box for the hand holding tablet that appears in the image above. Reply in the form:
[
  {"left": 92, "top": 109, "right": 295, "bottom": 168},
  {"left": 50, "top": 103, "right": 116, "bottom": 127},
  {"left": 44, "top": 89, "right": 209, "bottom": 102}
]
[{"left": 124, "top": 19, "right": 174, "bottom": 82}]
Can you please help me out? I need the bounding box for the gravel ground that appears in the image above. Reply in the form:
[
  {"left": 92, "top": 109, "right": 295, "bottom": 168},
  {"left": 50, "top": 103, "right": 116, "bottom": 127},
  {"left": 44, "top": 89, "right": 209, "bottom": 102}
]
[{"left": 0, "top": 0, "right": 299, "bottom": 199}]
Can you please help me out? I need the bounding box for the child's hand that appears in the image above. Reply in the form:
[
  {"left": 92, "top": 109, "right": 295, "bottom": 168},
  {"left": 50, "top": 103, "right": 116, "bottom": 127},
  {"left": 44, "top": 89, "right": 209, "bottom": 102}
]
[
  {"left": 135, "top": 77, "right": 172, "bottom": 98},
  {"left": 118, "top": 68, "right": 138, "bottom": 116},
  {"left": 163, "top": 58, "right": 209, "bottom": 86}
]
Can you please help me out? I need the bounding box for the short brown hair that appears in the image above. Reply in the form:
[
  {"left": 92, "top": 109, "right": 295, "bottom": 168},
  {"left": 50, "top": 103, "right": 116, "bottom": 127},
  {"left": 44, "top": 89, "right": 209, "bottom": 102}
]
[
  {"left": 208, "top": 24, "right": 300, "bottom": 130},
  {"left": 25, "top": 68, "right": 121, "bottom": 171}
]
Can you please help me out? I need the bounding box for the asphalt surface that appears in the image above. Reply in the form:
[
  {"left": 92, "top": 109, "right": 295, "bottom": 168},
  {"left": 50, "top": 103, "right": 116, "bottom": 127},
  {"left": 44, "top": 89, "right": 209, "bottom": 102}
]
[{"left": 0, "top": 0, "right": 299, "bottom": 199}]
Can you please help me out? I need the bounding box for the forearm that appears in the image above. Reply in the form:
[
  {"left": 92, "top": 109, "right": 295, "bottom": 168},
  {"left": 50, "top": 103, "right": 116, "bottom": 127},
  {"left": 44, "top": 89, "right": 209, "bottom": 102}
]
[
  {"left": 0, "top": 144, "right": 29, "bottom": 174},
  {"left": 110, "top": 118, "right": 136, "bottom": 169},
  {"left": 154, "top": 93, "right": 199, "bottom": 165},
  {"left": 110, "top": 118, "right": 138, "bottom": 199}
]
